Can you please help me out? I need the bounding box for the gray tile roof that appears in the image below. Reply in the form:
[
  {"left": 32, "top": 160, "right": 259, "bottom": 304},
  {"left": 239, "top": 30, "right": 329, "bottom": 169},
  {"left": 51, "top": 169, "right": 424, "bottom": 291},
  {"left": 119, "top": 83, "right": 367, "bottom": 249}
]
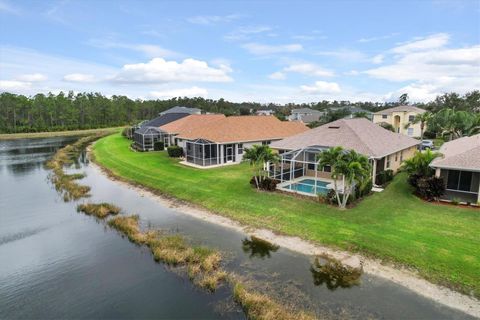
[
  {"left": 159, "top": 106, "right": 201, "bottom": 115},
  {"left": 374, "top": 105, "right": 426, "bottom": 115},
  {"left": 270, "top": 118, "right": 420, "bottom": 158},
  {"left": 291, "top": 108, "right": 323, "bottom": 114},
  {"left": 431, "top": 134, "right": 480, "bottom": 171}
]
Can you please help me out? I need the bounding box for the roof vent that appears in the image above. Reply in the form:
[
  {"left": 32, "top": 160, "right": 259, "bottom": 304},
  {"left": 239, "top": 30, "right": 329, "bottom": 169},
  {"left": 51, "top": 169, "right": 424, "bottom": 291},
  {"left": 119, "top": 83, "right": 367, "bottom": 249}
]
[{"left": 328, "top": 126, "right": 340, "bottom": 129}]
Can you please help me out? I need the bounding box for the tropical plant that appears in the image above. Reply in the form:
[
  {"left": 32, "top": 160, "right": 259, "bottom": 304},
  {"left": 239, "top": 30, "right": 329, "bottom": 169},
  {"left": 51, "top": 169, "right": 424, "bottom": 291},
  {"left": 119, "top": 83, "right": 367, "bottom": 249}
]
[
  {"left": 427, "top": 108, "right": 475, "bottom": 140},
  {"left": 404, "top": 111, "right": 432, "bottom": 141},
  {"left": 402, "top": 149, "right": 440, "bottom": 178},
  {"left": 399, "top": 93, "right": 409, "bottom": 105},
  {"left": 243, "top": 145, "right": 280, "bottom": 189},
  {"left": 318, "top": 147, "right": 371, "bottom": 209},
  {"left": 379, "top": 122, "right": 395, "bottom": 132}
]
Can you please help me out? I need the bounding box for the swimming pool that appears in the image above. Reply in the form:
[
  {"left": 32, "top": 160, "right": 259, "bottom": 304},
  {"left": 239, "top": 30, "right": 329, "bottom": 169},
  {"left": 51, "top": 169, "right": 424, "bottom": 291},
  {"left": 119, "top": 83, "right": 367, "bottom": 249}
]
[{"left": 281, "top": 178, "right": 331, "bottom": 196}]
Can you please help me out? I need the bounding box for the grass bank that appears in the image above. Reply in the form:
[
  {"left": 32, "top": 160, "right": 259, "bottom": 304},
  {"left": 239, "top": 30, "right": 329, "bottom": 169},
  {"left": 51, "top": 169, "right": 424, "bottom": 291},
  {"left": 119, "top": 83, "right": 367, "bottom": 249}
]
[
  {"left": 0, "top": 127, "right": 123, "bottom": 140},
  {"left": 92, "top": 133, "right": 480, "bottom": 297}
]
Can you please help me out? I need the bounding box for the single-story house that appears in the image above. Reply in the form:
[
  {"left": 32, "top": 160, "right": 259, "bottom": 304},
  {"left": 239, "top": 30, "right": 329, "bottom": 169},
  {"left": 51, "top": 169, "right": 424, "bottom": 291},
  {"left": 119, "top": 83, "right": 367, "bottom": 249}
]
[
  {"left": 330, "top": 106, "right": 373, "bottom": 120},
  {"left": 288, "top": 108, "right": 325, "bottom": 123},
  {"left": 372, "top": 105, "right": 426, "bottom": 137},
  {"left": 256, "top": 109, "right": 275, "bottom": 116},
  {"left": 159, "top": 106, "right": 202, "bottom": 116},
  {"left": 133, "top": 113, "right": 191, "bottom": 151},
  {"left": 268, "top": 118, "right": 420, "bottom": 196},
  {"left": 172, "top": 115, "right": 309, "bottom": 167},
  {"left": 431, "top": 134, "right": 480, "bottom": 204}
]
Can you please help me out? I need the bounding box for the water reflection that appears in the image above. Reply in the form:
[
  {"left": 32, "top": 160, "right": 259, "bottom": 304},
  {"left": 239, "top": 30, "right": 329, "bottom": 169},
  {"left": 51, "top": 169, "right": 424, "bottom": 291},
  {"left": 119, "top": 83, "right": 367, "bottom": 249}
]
[
  {"left": 310, "top": 256, "right": 362, "bottom": 290},
  {"left": 241, "top": 236, "right": 279, "bottom": 259}
]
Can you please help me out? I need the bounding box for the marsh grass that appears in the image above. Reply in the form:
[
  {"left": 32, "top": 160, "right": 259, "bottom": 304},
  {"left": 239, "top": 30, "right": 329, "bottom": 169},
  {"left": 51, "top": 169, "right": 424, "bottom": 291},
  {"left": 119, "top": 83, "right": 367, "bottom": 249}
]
[
  {"left": 45, "top": 133, "right": 108, "bottom": 201},
  {"left": 77, "top": 203, "right": 121, "bottom": 219},
  {"left": 231, "top": 279, "right": 315, "bottom": 320}
]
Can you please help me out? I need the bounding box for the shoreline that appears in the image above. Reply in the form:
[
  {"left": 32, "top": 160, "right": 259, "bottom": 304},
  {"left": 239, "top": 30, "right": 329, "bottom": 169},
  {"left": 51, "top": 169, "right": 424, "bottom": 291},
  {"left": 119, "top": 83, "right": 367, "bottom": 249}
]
[
  {"left": 0, "top": 127, "right": 123, "bottom": 141},
  {"left": 87, "top": 147, "right": 480, "bottom": 318}
]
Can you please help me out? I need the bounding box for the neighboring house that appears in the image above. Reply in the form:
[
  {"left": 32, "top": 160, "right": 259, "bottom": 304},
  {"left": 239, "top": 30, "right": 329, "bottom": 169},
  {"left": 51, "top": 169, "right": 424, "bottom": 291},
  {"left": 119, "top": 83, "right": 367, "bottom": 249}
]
[
  {"left": 288, "top": 108, "right": 325, "bottom": 123},
  {"left": 133, "top": 113, "right": 191, "bottom": 151},
  {"left": 256, "top": 109, "right": 274, "bottom": 116},
  {"left": 372, "top": 105, "right": 426, "bottom": 137},
  {"left": 159, "top": 106, "right": 202, "bottom": 116},
  {"left": 330, "top": 106, "right": 373, "bottom": 120},
  {"left": 172, "top": 116, "right": 309, "bottom": 168},
  {"left": 268, "top": 118, "right": 420, "bottom": 196},
  {"left": 430, "top": 134, "right": 480, "bottom": 204}
]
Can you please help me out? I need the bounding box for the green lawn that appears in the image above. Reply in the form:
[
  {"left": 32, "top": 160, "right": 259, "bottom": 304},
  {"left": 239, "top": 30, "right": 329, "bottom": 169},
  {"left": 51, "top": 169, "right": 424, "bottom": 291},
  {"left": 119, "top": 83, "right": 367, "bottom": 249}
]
[{"left": 93, "top": 133, "right": 480, "bottom": 297}]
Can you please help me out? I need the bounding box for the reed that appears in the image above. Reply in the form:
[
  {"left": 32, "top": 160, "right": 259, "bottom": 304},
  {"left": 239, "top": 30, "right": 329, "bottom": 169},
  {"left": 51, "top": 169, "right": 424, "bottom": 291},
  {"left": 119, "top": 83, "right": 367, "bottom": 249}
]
[{"left": 77, "top": 203, "right": 121, "bottom": 219}]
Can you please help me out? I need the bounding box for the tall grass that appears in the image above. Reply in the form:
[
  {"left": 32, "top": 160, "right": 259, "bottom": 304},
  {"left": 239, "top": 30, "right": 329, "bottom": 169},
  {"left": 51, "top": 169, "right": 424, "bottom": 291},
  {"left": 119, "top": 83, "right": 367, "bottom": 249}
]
[
  {"left": 77, "top": 203, "right": 120, "bottom": 219},
  {"left": 45, "top": 133, "right": 109, "bottom": 201}
]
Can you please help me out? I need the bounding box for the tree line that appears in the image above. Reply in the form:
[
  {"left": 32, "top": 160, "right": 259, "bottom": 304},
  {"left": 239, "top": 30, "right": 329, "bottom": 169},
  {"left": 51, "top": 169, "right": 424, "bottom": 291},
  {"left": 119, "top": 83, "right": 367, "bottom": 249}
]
[{"left": 0, "top": 90, "right": 478, "bottom": 133}]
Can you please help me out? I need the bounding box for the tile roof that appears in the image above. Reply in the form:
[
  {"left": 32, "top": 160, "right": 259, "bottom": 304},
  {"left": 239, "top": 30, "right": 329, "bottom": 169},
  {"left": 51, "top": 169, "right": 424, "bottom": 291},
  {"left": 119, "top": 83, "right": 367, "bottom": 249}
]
[
  {"left": 374, "top": 105, "right": 426, "bottom": 115},
  {"left": 159, "top": 114, "right": 226, "bottom": 135},
  {"left": 141, "top": 113, "right": 190, "bottom": 128},
  {"left": 159, "top": 106, "right": 201, "bottom": 115},
  {"left": 174, "top": 115, "right": 309, "bottom": 143},
  {"left": 291, "top": 108, "right": 323, "bottom": 114},
  {"left": 270, "top": 118, "right": 420, "bottom": 158},
  {"left": 431, "top": 134, "right": 480, "bottom": 171}
]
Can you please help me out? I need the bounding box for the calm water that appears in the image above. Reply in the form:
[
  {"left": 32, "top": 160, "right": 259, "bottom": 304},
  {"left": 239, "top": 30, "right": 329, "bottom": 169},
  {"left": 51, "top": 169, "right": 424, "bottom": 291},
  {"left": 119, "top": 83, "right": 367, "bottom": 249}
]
[{"left": 0, "top": 137, "right": 475, "bottom": 319}]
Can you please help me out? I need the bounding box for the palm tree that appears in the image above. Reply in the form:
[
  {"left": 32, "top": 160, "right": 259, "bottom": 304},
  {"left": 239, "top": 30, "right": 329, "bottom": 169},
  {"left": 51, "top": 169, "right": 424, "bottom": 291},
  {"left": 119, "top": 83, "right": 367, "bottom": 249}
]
[
  {"left": 428, "top": 108, "right": 475, "bottom": 140},
  {"left": 404, "top": 111, "right": 432, "bottom": 141},
  {"left": 243, "top": 145, "right": 279, "bottom": 189},
  {"left": 402, "top": 149, "right": 440, "bottom": 177},
  {"left": 318, "top": 147, "right": 371, "bottom": 209}
]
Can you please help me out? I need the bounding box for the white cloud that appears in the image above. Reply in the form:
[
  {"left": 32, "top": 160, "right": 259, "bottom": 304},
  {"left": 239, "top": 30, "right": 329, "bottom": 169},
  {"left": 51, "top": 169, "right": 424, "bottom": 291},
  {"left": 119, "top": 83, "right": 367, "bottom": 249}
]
[
  {"left": 242, "top": 43, "right": 303, "bottom": 55},
  {"left": 358, "top": 33, "right": 399, "bottom": 43},
  {"left": 384, "top": 83, "right": 441, "bottom": 102},
  {"left": 268, "top": 72, "right": 286, "bottom": 80},
  {"left": 300, "top": 81, "right": 341, "bottom": 94},
  {"left": 344, "top": 70, "right": 359, "bottom": 76},
  {"left": 63, "top": 73, "right": 96, "bottom": 83},
  {"left": 150, "top": 86, "right": 208, "bottom": 99},
  {"left": 187, "top": 14, "right": 242, "bottom": 25},
  {"left": 0, "top": 80, "right": 31, "bottom": 90},
  {"left": 371, "top": 54, "right": 384, "bottom": 64},
  {"left": 88, "top": 39, "right": 177, "bottom": 58},
  {"left": 315, "top": 49, "right": 367, "bottom": 62},
  {"left": 16, "top": 73, "right": 48, "bottom": 82},
  {"left": 112, "top": 57, "right": 233, "bottom": 84},
  {"left": 224, "top": 25, "right": 272, "bottom": 41},
  {"left": 284, "top": 63, "right": 334, "bottom": 77},
  {"left": 0, "top": 0, "right": 20, "bottom": 14},
  {"left": 392, "top": 33, "right": 450, "bottom": 54}
]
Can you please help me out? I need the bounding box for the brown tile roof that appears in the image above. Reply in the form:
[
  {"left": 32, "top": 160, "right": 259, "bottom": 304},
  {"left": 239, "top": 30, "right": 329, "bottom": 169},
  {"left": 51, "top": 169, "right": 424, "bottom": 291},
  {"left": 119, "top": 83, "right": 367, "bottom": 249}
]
[
  {"left": 431, "top": 134, "right": 480, "bottom": 171},
  {"left": 159, "top": 114, "right": 226, "bottom": 135},
  {"left": 374, "top": 105, "right": 426, "bottom": 114},
  {"left": 270, "top": 118, "right": 420, "bottom": 158},
  {"left": 175, "top": 115, "right": 309, "bottom": 143}
]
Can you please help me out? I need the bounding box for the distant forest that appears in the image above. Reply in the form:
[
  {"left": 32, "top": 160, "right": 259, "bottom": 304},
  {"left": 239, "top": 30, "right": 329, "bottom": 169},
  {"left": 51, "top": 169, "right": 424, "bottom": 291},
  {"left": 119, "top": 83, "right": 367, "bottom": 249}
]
[{"left": 0, "top": 90, "right": 478, "bottom": 133}]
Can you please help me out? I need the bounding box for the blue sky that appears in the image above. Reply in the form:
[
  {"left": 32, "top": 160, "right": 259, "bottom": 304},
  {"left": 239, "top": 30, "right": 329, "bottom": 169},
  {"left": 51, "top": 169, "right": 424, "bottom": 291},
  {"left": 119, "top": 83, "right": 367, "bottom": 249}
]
[{"left": 1, "top": 0, "right": 479, "bottom": 103}]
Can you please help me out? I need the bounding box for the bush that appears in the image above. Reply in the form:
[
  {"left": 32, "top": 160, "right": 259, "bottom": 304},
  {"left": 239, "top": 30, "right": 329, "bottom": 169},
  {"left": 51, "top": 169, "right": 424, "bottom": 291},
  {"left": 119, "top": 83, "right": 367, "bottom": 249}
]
[
  {"left": 423, "top": 131, "right": 437, "bottom": 139},
  {"left": 249, "top": 176, "right": 278, "bottom": 191},
  {"left": 167, "top": 146, "right": 183, "bottom": 157},
  {"left": 121, "top": 127, "right": 129, "bottom": 137},
  {"left": 407, "top": 173, "right": 422, "bottom": 188},
  {"left": 154, "top": 141, "right": 164, "bottom": 151},
  {"left": 415, "top": 176, "right": 445, "bottom": 201},
  {"left": 375, "top": 170, "right": 393, "bottom": 186},
  {"left": 356, "top": 179, "right": 373, "bottom": 198}
]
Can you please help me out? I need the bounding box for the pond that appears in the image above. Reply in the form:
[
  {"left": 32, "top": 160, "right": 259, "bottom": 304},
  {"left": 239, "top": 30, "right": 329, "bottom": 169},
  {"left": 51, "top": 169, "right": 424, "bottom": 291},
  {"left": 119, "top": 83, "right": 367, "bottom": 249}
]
[{"left": 0, "top": 137, "right": 474, "bottom": 319}]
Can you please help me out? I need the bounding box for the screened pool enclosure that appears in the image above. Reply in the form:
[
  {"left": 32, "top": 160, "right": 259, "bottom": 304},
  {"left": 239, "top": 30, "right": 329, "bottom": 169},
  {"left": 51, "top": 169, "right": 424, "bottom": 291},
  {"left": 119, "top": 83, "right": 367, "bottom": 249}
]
[
  {"left": 133, "top": 127, "right": 172, "bottom": 151},
  {"left": 185, "top": 139, "right": 221, "bottom": 166}
]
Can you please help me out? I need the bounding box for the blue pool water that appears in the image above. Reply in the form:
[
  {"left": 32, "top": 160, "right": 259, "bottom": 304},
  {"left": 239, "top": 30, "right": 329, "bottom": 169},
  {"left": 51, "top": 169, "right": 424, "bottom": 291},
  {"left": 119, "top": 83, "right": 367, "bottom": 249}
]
[{"left": 283, "top": 179, "right": 331, "bottom": 195}]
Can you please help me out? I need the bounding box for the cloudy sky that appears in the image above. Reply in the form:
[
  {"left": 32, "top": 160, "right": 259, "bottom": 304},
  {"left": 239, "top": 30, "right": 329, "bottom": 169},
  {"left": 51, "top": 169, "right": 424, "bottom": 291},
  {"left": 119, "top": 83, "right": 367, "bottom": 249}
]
[{"left": 1, "top": 0, "right": 479, "bottom": 103}]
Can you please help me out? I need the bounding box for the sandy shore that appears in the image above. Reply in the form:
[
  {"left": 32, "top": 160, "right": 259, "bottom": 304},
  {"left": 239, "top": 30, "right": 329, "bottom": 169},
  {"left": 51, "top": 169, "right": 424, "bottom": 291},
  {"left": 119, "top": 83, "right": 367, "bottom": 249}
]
[{"left": 88, "top": 151, "right": 480, "bottom": 318}]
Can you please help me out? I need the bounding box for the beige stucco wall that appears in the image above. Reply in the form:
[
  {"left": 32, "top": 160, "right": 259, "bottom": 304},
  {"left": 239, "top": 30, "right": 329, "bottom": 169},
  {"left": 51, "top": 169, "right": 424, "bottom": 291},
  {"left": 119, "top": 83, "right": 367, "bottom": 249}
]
[
  {"left": 382, "top": 145, "right": 417, "bottom": 173},
  {"left": 373, "top": 111, "right": 425, "bottom": 138}
]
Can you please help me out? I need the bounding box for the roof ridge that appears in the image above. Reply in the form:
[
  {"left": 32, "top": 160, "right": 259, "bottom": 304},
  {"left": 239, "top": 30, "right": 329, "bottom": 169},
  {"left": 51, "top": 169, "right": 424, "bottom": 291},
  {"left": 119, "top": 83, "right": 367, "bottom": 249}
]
[{"left": 341, "top": 119, "right": 376, "bottom": 156}]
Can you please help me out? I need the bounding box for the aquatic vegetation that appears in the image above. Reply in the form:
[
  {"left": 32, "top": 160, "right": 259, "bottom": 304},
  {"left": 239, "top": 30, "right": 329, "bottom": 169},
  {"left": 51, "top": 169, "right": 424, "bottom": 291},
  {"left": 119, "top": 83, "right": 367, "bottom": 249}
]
[
  {"left": 107, "top": 215, "right": 154, "bottom": 244},
  {"left": 310, "top": 254, "right": 362, "bottom": 290},
  {"left": 231, "top": 279, "right": 315, "bottom": 320},
  {"left": 77, "top": 203, "right": 120, "bottom": 219},
  {"left": 45, "top": 133, "right": 109, "bottom": 201},
  {"left": 242, "top": 236, "right": 280, "bottom": 259}
]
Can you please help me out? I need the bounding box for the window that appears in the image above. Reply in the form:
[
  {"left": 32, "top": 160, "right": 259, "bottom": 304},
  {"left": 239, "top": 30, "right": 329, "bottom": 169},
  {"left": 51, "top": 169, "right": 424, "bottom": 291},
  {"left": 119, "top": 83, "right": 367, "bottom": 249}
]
[
  {"left": 395, "top": 152, "right": 398, "bottom": 161},
  {"left": 323, "top": 165, "right": 331, "bottom": 172},
  {"left": 308, "top": 163, "right": 315, "bottom": 170},
  {"left": 408, "top": 115, "right": 415, "bottom": 122},
  {"left": 238, "top": 143, "right": 243, "bottom": 154},
  {"left": 262, "top": 141, "right": 271, "bottom": 145},
  {"left": 386, "top": 155, "right": 391, "bottom": 168},
  {"left": 400, "top": 151, "right": 403, "bottom": 162},
  {"left": 447, "top": 170, "right": 473, "bottom": 191},
  {"left": 382, "top": 114, "right": 388, "bottom": 119},
  {"left": 407, "top": 128, "right": 414, "bottom": 136}
]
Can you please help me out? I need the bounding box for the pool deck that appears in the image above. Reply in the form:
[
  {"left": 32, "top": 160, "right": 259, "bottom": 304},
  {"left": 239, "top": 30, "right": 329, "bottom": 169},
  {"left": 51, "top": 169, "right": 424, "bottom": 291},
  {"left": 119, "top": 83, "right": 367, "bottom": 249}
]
[{"left": 277, "top": 176, "right": 344, "bottom": 197}]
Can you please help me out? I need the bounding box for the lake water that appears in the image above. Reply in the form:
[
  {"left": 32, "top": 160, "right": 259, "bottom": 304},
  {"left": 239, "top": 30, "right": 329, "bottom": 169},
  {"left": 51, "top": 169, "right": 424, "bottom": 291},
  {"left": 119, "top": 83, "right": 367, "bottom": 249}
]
[{"left": 0, "top": 137, "right": 475, "bottom": 319}]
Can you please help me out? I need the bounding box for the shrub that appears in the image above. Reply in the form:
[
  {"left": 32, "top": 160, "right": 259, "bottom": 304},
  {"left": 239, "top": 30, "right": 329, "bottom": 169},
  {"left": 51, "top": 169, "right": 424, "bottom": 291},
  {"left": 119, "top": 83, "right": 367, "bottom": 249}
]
[
  {"left": 375, "top": 169, "right": 393, "bottom": 186},
  {"left": 326, "top": 189, "right": 353, "bottom": 206},
  {"left": 154, "top": 141, "right": 164, "bottom": 151},
  {"left": 167, "top": 146, "right": 183, "bottom": 157},
  {"left": 408, "top": 173, "right": 422, "bottom": 188},
  {"left": 415, "top": 176, "right": 445, "bottom": 201},
  {"left": 423, "top": 131, "right": 437, "bottom": 139},
  {"left": 356, "top": 179, "right": 373, "bottom": 198},
  {"left": 249, "top": 176, "right": 278, "bottom": 191},
  {"left": 121, "top": 127, "right": 129, "bottom": 137}
]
